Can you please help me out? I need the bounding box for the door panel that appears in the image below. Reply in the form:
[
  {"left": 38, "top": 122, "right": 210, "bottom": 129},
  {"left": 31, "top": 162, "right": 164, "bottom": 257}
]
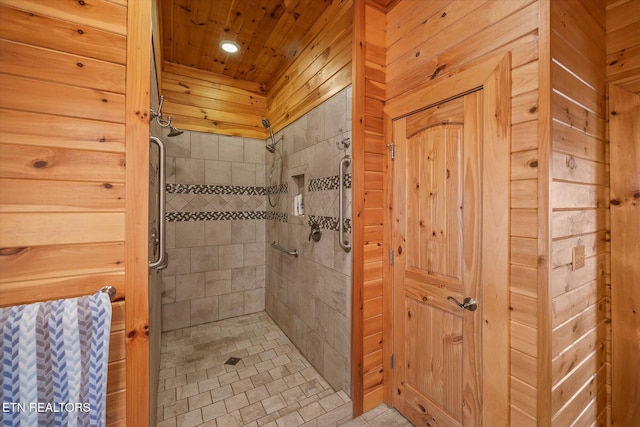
[
  {"left": 393, "top": 93, "right": 482, "bottom": 427},
  {"left": 406, "top": 299, "right": 463, "bottom": 420},
  {"left": 407, "top": 124, "right": 463, "bottom": 278}
]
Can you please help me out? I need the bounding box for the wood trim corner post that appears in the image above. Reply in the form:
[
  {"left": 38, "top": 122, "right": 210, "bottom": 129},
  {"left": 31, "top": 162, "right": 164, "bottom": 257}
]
[
  {"left": 125, "top": 1, "right": 151, "bottom": 426},
  {"left": 351, "top": 0, "right": 366, "bottom": 417}
]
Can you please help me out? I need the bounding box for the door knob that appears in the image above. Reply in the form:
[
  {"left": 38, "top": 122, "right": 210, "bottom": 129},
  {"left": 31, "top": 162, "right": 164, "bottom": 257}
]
[{"left": 447, "top": 296, "right": 478, "bottom": 311}]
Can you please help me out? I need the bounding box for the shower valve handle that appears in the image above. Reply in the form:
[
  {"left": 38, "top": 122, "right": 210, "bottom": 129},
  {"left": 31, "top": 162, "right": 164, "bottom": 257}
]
[{"left": 308, "top": 224, "right": 321, "bottom": 242}]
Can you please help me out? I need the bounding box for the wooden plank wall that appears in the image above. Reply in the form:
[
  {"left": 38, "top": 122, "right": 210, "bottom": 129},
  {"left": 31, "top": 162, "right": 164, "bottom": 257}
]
[
  {"left": 160, "top": 61, "right": 267, "bottom": 139},
  {"left": 606, "top": 0, "right": 640, "bottom": 94},
  {"left": 548, "top": 1, "right": 609, "bottom": 425},
  {"left": 352, "top": 0, "right": 386, "bottom": 415},
  {"left": 267, "top": 0, "right": 353, "bottom": 133},
  {"left": 0, "top": 1, "right": 149, "bottom": 425},
  {"left": 382, "top": 0, "right": 542, "bottom": 423},
  {"left": 606, "top": 0, "right": 640, "bottom": 425}
]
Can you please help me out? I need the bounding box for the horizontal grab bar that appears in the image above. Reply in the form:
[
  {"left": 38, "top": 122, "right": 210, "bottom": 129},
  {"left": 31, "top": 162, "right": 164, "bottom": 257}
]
[{"left": 271, "top": 241, "right": 299, "bottom": 257}]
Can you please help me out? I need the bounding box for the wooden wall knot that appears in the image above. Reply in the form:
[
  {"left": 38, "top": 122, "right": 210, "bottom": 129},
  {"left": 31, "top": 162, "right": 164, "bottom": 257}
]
[
  {"left": 430, "top": 64, "right": 446, "bottom": 80},
  {"left": 32, "top": 160, "right": 48, "bottom": 169},
  {"left": 0, "top": 247, "right": 27, "bottom": 256},
  {"left": 565, "top": 156, "right": 577, "bottom": 170}
]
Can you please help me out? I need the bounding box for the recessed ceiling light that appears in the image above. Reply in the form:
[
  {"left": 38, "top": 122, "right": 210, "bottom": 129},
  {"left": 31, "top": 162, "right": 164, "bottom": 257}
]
[{"left": 220, "top": 40, "right": 240, "bottom": 53}]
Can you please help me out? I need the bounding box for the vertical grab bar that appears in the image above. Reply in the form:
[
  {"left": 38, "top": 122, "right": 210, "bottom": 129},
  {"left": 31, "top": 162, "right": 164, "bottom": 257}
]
[
  {"left": 149, "top": 136, "right": 166, "bottom": 269},
  {"left": 338, "top": 155, "right": 352, "bottom": 252}
]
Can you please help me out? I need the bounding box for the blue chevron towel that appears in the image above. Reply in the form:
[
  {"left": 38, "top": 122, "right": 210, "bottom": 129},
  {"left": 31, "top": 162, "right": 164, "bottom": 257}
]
[{"left": 0, "top": 291, "right": 112, "bottom": 427}]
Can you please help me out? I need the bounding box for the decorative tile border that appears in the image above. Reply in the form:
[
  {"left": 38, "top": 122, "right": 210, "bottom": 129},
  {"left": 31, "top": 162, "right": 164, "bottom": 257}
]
[
  {"left": 165, "top": 182, "right": 351, "bottom": 229},
  {"left": 308, "top": 174, "right": 352, "bottom": 192},
  {"left": 267, "top": 183, "right": 288, "bottom": 195},
  {"left": 308, "top": 215, "right": 352, "bottom": 233},
  {"left": 267, "top": 212, "right": 288, "bottom": 222},
  {"left": 166, "top": 211, "right": 267, "bottom": 222},
  {"left": 166, "top": 211, "right": 288, "bottom": 222},
  {"left": 167, "top": 183, "right": 266, "bottom": 196}
]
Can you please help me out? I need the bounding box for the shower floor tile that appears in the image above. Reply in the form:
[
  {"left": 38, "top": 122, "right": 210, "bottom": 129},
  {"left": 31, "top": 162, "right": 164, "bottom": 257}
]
[{"left": 157, "top": 311, "right": 411, "bottom": 427}]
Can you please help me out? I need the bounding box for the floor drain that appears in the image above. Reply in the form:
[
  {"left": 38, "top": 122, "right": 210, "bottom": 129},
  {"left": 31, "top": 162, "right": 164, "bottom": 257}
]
[{"left": 225, "top": 357, "right": 241, "bottom": 366}]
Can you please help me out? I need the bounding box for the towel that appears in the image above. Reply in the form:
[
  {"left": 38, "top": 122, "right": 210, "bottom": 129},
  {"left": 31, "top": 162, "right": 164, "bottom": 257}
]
[{"left": 1, "top": 291, "right": 112, "bottom": 427}]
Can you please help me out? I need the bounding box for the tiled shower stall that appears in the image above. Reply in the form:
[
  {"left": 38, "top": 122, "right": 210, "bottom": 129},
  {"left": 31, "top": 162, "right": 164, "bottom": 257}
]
[{"left": 160, "top": 87, "right": 353, "bottom": 395}]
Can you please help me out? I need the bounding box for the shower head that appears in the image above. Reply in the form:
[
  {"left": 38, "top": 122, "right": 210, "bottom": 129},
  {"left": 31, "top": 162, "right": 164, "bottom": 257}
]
[
  {"left": 167, "top": 124, "right": 183, "bottom": 137},
  {"left": 262, "top": 118, "right": 277, "bottom": 153}
]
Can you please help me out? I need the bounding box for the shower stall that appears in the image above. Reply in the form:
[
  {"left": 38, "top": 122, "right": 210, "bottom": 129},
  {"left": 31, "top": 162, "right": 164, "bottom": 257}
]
[
  {"left": 146, "top": 39, "right": 356, "bottom": 421},
  {"left": 153, "top": 86, "right": 353, "bottom": 424}
]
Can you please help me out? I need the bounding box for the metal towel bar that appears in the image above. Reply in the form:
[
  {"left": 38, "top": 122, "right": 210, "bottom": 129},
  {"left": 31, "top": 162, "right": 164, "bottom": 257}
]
[
  {"left": 271, "top": 241, "right": 299, "bottom": 257},
  {"left": 100, "top": 286, "right": 117, "bottom": 301}
]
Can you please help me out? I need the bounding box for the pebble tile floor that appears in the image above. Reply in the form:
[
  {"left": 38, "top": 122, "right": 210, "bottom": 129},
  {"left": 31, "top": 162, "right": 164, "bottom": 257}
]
[{"left": 157, "top": 311, "right": 413, "bottom": 427}]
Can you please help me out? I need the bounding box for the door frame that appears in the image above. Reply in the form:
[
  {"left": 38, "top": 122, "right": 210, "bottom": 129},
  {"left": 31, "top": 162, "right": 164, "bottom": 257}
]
[
  {"left": 383, "top": 53, "right": 512, "bottom": 426},
  {"left": 609, "top": 84, "right": 640, "bottom": 424}
]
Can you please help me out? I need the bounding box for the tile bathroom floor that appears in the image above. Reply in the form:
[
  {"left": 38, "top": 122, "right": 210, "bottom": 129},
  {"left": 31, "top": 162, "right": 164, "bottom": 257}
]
[{"left": 157, "top": 311, "right": 412, "bottom": 427}]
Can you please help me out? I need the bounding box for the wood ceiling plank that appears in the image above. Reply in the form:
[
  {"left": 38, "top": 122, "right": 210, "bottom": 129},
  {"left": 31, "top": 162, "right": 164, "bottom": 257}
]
[{"left": 159, "top": 0, "right": 333, "bottom": 87}]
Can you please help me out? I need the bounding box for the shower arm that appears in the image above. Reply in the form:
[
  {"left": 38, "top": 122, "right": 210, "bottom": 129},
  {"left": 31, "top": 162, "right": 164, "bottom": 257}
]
[{"left": 150, "top": 95, "right": 173, "bottom": 128}]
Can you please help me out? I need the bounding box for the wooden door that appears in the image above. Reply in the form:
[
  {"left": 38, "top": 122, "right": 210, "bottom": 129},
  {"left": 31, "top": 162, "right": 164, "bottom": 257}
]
[{"left": 392, "top": 92, "right": 483, "bottom": 426}]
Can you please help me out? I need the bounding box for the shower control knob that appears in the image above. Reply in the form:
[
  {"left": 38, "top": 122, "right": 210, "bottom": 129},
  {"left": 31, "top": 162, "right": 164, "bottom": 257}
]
[{"left": 308, "top": 224, "right": 321, "bottom": 242}]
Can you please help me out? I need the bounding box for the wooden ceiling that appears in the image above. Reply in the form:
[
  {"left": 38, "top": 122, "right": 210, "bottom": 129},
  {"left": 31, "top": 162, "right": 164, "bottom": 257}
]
[{"left": 159, "top": 0, "right": 335, "bottom": 89}]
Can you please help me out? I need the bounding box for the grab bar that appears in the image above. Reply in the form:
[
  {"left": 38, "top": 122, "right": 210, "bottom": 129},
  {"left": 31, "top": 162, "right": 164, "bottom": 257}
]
[
  {"left": 338, "top": 155, "right": 351, "bottom": 252},
  {"left": 271, "top": 241, "right": 299, "bottom": 257},
  {"left": 149, "top": 136, "right": 166, "bottom": 269}
]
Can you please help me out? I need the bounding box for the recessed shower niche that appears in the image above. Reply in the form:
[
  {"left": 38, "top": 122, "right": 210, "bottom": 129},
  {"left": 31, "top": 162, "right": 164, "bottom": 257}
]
[{"left": 290, "top": 165, "right": 307, "bottom": 220}]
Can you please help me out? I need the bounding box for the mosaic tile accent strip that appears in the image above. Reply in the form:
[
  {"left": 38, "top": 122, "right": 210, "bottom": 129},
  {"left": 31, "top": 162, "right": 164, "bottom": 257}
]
[
  {"left": 308, "top": 215, "right": 352, "bottom": 233},
  {"left": 267, "top": 183, "right": 288, "bottom": 195},
  {"left": 308, "top": 174, "right": 352, "bottom": 192},
  {"left": 166, "top": 211, "right": 266, "bottom": 222},
  {"left": 166, "top": 211, "right": 289, "bottom": 222},
  {"left": 267, "top": 211, "right": 288, "bottom": 222},
  {"left": 166, "top": 183, "right": 266, "bottom": 196}
]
